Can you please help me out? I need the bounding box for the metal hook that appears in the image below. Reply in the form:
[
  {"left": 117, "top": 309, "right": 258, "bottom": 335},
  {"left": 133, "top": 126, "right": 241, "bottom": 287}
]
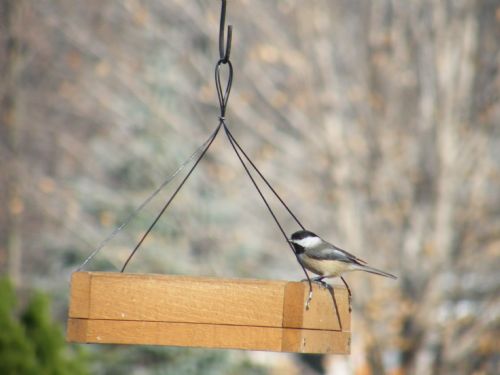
[{"left": 219, "top": 0, "right": 232, "bottom": 63}]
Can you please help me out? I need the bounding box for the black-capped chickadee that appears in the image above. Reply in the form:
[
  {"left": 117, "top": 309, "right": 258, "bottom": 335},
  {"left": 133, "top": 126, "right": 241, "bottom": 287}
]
[{"left": 289, "top": 230, "right": 396, "bottom": 294}]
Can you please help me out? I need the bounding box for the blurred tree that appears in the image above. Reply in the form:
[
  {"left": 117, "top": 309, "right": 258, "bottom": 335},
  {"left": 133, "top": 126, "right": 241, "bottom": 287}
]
[
  {"left": 0, "top": 279, "right": 37, "bottom": 375},
  {"left": 0, "top": 279, "right": 89, "bottom": 375},
  {"left": 22, "top": 293, "right": 89, "bottom": 375}
]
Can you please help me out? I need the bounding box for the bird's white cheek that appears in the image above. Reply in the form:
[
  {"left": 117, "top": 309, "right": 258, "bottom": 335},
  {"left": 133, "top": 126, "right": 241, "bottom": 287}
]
[{"left": 295, "top": 237, "right": 322, "bottom": 248}]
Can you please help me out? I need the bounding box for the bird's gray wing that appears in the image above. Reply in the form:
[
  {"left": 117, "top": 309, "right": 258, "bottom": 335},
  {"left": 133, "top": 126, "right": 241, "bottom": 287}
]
[{"left": 306, "top": 241, "right": 367, "bottom": 265}]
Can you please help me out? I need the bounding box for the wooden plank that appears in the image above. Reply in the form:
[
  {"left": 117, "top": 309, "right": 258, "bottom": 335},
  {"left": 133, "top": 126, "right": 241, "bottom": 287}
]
[
  {"left": 69, "top": 272, "right": 91, "bottom": 319},
  {"left": 281, "top": 326, "right": 350, "bottom": 353},
  {"left": 69, "top": 272, "right": 348, "bottom": 331},
  {"left": 67, "top": 318, "right": 350, "bottom": 354},
  {"left": 71, "top": 272, "right": 287, "bottom": 327},
  {"left": 283, "top": 282, "right": 350, "bottom": 331},
  {"left": 67, "top": 272, "right": 351, "bottom": 353}
]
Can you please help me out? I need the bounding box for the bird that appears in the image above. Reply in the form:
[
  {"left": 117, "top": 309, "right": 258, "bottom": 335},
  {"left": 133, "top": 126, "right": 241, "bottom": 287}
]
[{"left": 289, "top": 229, "right": 396, "bottom": 296}]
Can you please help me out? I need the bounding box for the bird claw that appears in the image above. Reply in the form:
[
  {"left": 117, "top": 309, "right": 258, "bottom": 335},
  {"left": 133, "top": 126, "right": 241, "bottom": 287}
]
[
  {"left": 301, "top": 278, "right": 328, "bottom": 289},
  {"left": 305, "top": 289, "right": 313, "bottom": 310},
  {"left": 314, "top": 280, "right": 329, "bottom": 289},
  {"left": 301, "top": 279, "right": 313, "bottom": 310}
]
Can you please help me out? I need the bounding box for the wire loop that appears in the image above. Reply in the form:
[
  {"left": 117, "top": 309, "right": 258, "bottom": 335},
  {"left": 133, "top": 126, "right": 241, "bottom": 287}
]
[{"left": 215, "top": 59, "right": 233, "bottom": 118}]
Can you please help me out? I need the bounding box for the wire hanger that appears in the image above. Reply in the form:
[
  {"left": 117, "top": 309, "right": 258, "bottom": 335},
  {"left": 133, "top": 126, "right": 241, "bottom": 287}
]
[{"left": 77, "top": 0, "right": 314, "bottom": 308}]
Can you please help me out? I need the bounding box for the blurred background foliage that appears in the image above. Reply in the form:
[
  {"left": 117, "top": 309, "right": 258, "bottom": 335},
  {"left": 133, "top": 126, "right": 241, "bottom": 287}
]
[
  {"left": 0, "top": 0, "right": 499, "bottom": 374},
  {"left": 0, "top": 278, "right": 88, "bottom": 375}
]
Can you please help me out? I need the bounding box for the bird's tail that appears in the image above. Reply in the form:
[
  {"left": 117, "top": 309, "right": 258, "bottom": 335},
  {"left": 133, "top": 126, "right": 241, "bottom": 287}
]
[{"left": 355, "top": 264, "right": 397, "bottom": 279}]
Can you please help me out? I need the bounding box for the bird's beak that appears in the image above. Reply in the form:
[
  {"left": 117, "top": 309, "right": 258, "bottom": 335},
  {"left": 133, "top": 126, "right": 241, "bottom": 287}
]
[{"left": 287, "top": 239, "right": 294, "bottom": 243}]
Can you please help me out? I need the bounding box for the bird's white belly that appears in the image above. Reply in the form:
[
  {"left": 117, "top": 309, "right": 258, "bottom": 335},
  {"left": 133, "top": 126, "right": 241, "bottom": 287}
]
[{"left": 299, "top": 256, "right": 353, "bottom": 278}]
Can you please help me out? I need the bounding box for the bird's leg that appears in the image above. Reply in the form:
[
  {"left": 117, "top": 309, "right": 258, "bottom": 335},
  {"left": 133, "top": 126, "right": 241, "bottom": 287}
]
[
  {"left": 300, "top": 278, "right": 314, "bottom": 310},
  {"left": 340, "top": 276, "right": 352, "bottom": 312},
  {"left": 302, "top": 276, "right": 329, "bottom": 309},
  {"left": 340, "top": 276, "right": 351, "bottom": 296}
]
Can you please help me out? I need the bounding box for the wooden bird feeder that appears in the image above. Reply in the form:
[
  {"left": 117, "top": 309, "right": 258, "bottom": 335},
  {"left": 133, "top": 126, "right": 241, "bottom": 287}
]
[
  {"left": 67, "top": 1, "right": 353, "bottom": 355},
  {"left": 67, "top": 272, "right": 350, "bottom": 353}
]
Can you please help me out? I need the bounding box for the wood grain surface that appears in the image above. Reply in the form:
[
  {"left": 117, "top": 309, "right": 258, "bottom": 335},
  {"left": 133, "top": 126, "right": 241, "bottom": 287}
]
[{"left": 67, "top": 272, "right": 350, "bottom": 354}]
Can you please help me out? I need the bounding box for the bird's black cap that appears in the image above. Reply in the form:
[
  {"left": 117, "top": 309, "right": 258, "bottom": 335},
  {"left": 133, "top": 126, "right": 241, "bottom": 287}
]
[{"left": 290, "top": 230, "right": 318, "bottom": 241}]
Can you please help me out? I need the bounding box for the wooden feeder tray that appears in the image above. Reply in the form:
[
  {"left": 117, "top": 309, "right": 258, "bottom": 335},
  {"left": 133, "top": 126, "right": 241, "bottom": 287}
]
[{"left": 67, "top": 272, "right": 350, "bottom": 354}]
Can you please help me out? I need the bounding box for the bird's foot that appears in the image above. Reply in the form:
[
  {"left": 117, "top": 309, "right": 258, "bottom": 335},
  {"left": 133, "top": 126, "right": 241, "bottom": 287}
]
[
  {"left": 301, "top": 277, "right": 328, "bottom": 288},
  {"left": 311, "top": 277, "right": 329, "bottom": 289}
]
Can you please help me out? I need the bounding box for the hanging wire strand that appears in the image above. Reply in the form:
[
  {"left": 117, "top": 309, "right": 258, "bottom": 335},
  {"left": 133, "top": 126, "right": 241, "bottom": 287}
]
[
  {"left": 80, "top": 0, "right": 315, "bottom": 308},
  {"left": 76, "top": 126, "right": 222, "bottom": 271},
  {"left": 224, "top": 127, "right": 305, "bottom": 230},
  {"left": 213, "top": 0, "right": 313, "bottom": 307},
  {"left": 222, "top": 123, "right": 313, "bottom": 301},
  {"left": 224, "top": 127, "right": 314, "bottom": 306},
  {"left": 120, "top": 122, "right": 222, "bottom": 272},
  {"left": 79, "top": 0, "right": 234, "bottom": 273}
]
